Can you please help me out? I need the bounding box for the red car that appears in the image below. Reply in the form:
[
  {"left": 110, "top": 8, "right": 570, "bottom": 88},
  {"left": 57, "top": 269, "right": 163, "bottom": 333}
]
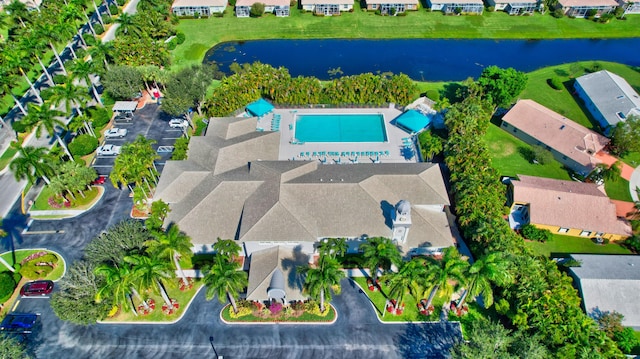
[
  {"left": 91, "top": 176, "right": 107, "bottom": 185},
  {"left": 20, "top": 280, "right": 54, "bottom": 296}
]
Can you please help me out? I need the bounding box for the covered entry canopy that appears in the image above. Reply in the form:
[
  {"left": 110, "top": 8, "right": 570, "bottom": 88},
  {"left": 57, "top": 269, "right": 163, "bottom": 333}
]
[
  {"left": 395, "top": 109, "right": 432, "bottom": 134},
  {"left": 113, "top": 101, "right": 138, "bottom": 113},
  {"left": 246, "top": 98, "right": 274, "bottom": 117}
]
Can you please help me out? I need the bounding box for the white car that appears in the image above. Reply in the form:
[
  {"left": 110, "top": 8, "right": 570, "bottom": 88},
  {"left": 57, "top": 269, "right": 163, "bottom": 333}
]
[
  {"left": 104, "top": 128, "right": 128, "bottom": 138},
  {"left": 169, "top": 119, "right": 189, "bottom": 128},
  {"left": 97, "top": 144, "right": 122, "bottom": 156}
]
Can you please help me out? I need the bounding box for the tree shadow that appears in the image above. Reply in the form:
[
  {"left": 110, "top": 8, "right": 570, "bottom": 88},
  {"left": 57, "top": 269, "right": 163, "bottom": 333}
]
[
  {"left": 440, "top": 82, "right": 466, "bottom": 103},
  {"left": 281, "top": 245, "right": 308, "bottom": 295},
  {"left": 394, "top": 321, "right": 462, "bottom": 359},
  {"left": 517, "top": 147, "right": 535, "bottom": 163}
]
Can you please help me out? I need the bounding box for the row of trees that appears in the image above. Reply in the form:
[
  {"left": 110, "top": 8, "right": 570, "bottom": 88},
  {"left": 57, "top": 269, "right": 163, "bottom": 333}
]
[{"left": 443, "top": 74, "right": 621, "bottom": 356}]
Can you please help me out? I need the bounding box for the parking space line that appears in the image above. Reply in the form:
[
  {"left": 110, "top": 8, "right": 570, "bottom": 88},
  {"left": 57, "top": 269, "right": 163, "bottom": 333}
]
[
  {"left": 12, "top": 300, "right": 20, "bottom": 311},
  {"left": 92, "top": 165, "right": 114, "bottom": 168},
  {"left": 162, "top": 137, "right": 181, "bottom": 140}
]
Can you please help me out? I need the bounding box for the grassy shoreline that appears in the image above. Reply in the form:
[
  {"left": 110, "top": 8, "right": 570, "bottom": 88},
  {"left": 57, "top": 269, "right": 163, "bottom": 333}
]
[{"left": 172, "top": 5, "right": 640, "bottom": 69}]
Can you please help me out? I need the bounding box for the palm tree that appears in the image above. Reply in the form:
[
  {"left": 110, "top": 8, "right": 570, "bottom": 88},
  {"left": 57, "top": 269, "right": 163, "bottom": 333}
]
[
  {"left": 212, "top": 238, "right": 242, "bottom": 261},
  {"left": 144, "top": 224, "right": 193, "bottom": 287},
  {"left": 34, "top": 22, "right": 68, "bottom": 76},
  {"left": 125, "top": 254, "right": 175, "bottom": 308},
  {"left": 317, "top": 237, "right": 348, "bottom": 259},
  {"left": 423, "top": 247, "right": 469, "bottom": 310},
  {"left": 43, "top": 82, "right": 90, "bottom": 118},
  {"left": 299, "top": 254, "right": 345, "bottom": 313},
  {"left": 69, "top": 59, "right": 102, "bottom": 105},
  {"left": 386, "top": 258, "right": 429, "bottom": 310},
  {"left": 10, "top": 145, "right": 55, "bottom": 185},
  {"left": 4, "top": 0, "right": 30, "bottom": 27},
  {"left": 361, "top": 237, "right": 402, "bottom": 282},
  {"left": 202, "top": 255, "right": 248, "bottom": 314},
  {"left": 22, "top": 103, "right": 72, "bottom": 158},
  {"left": 0, "top": 69, "right": 27, "bottom": 116},
  {"left": 457, "top": 253, "right": 513, "bottom": 309},
  {"left": 115, "top": 13, "right": 142, "bottom": 36},
  {"left": 95, "top": 263, "right": 138, "bottom": 315},
  {"left": 3, "top": 44, "right": 44, "bottom": 104},
  {"left": 88, "top": 40, "right": 115, "bottom": 71},
  {"left": 19, "top": 29, "right": 55, "bottom": 86}
]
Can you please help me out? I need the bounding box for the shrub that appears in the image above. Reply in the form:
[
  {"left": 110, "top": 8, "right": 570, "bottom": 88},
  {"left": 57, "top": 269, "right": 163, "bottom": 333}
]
[
  {"left": 590, "top": 62, "right": 603, "bottom": 73},
  {"left": 548, "top": 76, "right": 563, "bottom": 90},
  {"left": 269, "top": 302, "right": 283, "bottom": 315},
  {"left": 552, "top": 8, "right": 564, "bottom": 18},
  {"left": 250, "top": 2, "right": 265, "bottom": 16},
  {"left": 622, "top": 236, "right": 640, "bottom": 252},
  {"left": 20, "top": 251, "right": 49, "bottom": 265},
  {"left": 103, "top": 16, "right": 113, "bottom": 25},
  {"left": 171, "top": 137, "right": 190, "bottom": 160},
  {"left": 109, "top": 4, "right": 119, "bottom": 15},
  {"left": 167, "top": 38, "right": 177, "bottom": 51},
  {"left": 598, "top": 13, "right": 614, "bottom": 23},
  {"left": 94, "top": 23, "right": 104, "bottom": 35},
  {"left": 520, "top": 224, "right": 552, "bottom": 242},
  {"left": 0, "top": 272, "right": 17, "bottom": 303},
  {"left": 486, "top": 5, "right": 495, "bottom": 11},
  {"left": 229, "top": 306, "right": 253, "bottom": 318},
  {"left": 175, "top": 31, "right": 186, "bottom": 45},
  {"left": 69, "top": 134, "right": 99, "bottom": 157},
  {"left": 88, "top": 107, "right": 111, "bottom": 130},
  {"left": 53, "top": 74, "right": 68, "bottom": 85},
  {"left": 614, "top": 327, "right": 639, "bottom": 353}
]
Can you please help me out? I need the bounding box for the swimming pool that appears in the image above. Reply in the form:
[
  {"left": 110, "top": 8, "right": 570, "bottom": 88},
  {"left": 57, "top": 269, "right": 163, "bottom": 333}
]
[{"left": 294, "top": 114, "right": 387, "bottom": 143}]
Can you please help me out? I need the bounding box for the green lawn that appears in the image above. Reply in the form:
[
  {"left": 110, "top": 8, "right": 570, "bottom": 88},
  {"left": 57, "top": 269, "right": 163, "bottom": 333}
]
[
  {"left": 0, "top": 145, "right": 18, "bottom": 172},
  {"left": 32, "top": 186, "right": 101, "bottom": 211},
  {"left": 526, "top": 233, "right": 632, "bottom": 257},
  {"left": 483, "top": 122, "right": 571, "bottom": 180},
  {"left": 172, "top": 8, "right": 640, "bottom": 70},
  {"left": 0, "top": 249, "right": 66, "bottom": 281},
  {"left": 605, "top": 177, "right": 633, "bottom": 202}
]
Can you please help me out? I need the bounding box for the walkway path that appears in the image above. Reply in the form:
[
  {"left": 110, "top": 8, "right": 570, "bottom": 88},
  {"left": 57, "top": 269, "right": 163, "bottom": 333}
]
[{"left": 595, "top": 151, "right": 634, "bottom": 181}]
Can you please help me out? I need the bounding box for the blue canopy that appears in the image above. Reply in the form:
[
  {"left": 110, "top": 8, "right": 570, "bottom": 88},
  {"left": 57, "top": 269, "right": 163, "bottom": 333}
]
[
  {"left": 246, "top": 98, "right": 274, "bottom": 117},
  {"left": 395, "top": 110, "right": 432, "bottom": 134}
]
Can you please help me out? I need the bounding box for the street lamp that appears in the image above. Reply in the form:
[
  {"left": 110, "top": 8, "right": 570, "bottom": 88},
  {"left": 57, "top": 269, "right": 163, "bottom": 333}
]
[{"left": 209, "top": 336, "right": 223, "bottom": 359}]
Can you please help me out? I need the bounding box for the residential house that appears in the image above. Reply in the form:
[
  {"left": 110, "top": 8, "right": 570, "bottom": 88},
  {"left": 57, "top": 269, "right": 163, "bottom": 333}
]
[
  {"left": 426, "top": 0, "right": 484, "bottom": 13},
  {"left": 364, "top": 0, "right": 419, "bottom": 13},
  {"left": 507, "top": 175, "right": 631, "bottom": 241},
  {"left": 567, "top": 254, "right": 640, "bottom": 330},
  {"left": 501, "top": 99, "right": 609, "bottom": 176},
  {"left": 485, "top": 0, "right": 539, "bottom": 14},
  {"left": 574, "top": 70, "right": 640, "bottom": 135},
  {"left": 301, "top": 0, "right": 354, "bottom": 15},
  {"left": 622, "top": 1, "right": 640, "bottom": 14},
  {"left": 171, "top": 0, "right": 227, "bottom": 16},
  {"left": 556, "top": 0, "right": 617, "bottom": 17},
  {"left": 235, "top": 0, "right": 290, "bottom": 17}
]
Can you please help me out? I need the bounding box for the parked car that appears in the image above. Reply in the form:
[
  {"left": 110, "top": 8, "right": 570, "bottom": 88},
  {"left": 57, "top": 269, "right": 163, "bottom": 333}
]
[
  {"left": 97, "top": 144, "right": 122, "bottom": 156},
  {"left": 0, "top": 313, "right": 38, "bottom": 334},
  {"left": 169, "top": 118, "right": 189, "bottom": 128},
  {"left": 114, "top": 112, "right": 133, "bottom": 121},
  {"left": 20, "top": 280, "right": 54, "bottom": 297},
  {"left": 104, "top": 128, "right": 128, "bottom": 138},
  {"left": 91, "top": 175, "right": 107, "bottom": 185}
]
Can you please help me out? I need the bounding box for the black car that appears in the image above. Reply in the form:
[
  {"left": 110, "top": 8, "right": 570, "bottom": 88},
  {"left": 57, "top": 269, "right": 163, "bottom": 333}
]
[{"left": 0, "top": 313, "right": 38, "bottom": 334}]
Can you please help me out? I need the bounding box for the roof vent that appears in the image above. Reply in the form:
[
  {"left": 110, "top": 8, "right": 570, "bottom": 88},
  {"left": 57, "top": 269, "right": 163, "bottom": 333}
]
[{"left": 560, "top": 125, "right": 565, "bottom": 130}]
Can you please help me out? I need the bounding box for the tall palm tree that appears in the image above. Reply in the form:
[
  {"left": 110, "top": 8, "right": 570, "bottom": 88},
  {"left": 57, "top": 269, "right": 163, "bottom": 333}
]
[
  {"left": 299, "top": 254, "right": 345, "bottom": 313},
  {"left": 361, "top": 236, "right": 402, "bottom": 282},
  {"left": 0, "top": 69, "right": 27, "bottom": 115},
  {"left": 115, "top": 13, "right": 142, "bottom": 36},
  {"left": 43, "top": 82, "right": 90, "bottom": 118},
  {"left": 423, "top": 247, "right": 469, "bottom": 310},
  {"left": 69, "top": 59, "right": 102, "bottom": 105},
  {"left": 4, "top": 0, "right": 30, "bottom": 27},
  {"left": 9, "top": 145, "right": 55, "bottom": 185},
  {"left": 317, "top": 237, "right": 348, "bottom": 259},
  {"left": 386, "top": 258, "right": 430, "bottom": 310},
  {"left": 22, "top": 103, "right": 72, "bottom": 158},
  {"left": 88, "top": 40, "right": 115, "bottom": 71},
  {"left": 457, "top": 253, "right": 513, "bottom": 309},
  {"left": 202, "top": 255, "right": 248, "bottom": 314},
  {"left": 34, "top": 22, "right": 68, "bottom": 76},
  {"left": 19, "top": 29, "right": 55, "bottom": 86},
  {"left": 3, "top": 44, "right": 44, "bottom": 104},
  {"left": 144, "top": 224, "right": 193, "bottom": 287},
  {"left": 125, "top": 254, "right": 175, "bottom": 308},
  {"left": 94, "top": 263, "right": 138, "bottom": 315}
]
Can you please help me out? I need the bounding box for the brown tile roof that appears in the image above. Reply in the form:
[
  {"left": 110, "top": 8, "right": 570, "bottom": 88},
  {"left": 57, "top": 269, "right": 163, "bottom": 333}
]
[
  {"left": 503, "top": 100, "right": 609, "bottom": 172},
  {"left": 512, "top": 175, "right": 631, "bottom": 237},
  {"left": 558, "top": 0, "right": 617, "bottom": 7}
]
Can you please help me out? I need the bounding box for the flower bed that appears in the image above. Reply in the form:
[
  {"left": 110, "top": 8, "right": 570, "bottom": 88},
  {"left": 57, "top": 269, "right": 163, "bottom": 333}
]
[{"left": 222, "top": 300, "right": 336, "bottom": 323}]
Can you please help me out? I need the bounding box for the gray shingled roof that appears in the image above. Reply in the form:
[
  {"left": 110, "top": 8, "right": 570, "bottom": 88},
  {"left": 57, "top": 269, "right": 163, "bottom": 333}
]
[
  {"left": 246, "top": 246, "right": 308, "bottom": 302},
  {"left": 568, "top": 254, "right": 640, "bottom": 329},
  {"left": 575, "top": 70, "right": 640, "bottom": 128}
]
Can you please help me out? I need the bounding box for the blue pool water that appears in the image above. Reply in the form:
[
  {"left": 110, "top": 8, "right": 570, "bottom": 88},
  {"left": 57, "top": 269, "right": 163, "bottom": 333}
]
[{"left": 295, "top": 114, "right": 387, "bottom": 143}]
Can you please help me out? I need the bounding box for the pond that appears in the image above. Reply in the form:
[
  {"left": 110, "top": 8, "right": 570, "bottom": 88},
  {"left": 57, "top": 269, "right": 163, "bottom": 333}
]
[{"left": 203, "top": 38, "right": 640, "bottom": 81}]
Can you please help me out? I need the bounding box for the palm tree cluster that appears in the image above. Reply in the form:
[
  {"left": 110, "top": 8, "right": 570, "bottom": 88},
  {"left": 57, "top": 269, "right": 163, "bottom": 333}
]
[
  {"left": 205, "top": 63, "right": 418, "bottom": 118},
  {"left": 443, "top": 82, "right": 621, "bottom": 356},
  {"left": 202, "top": 240, "right": 247, "bottom": 314},
  {"left": 111, "top": 135, "right": 160, "bottom": 207}
]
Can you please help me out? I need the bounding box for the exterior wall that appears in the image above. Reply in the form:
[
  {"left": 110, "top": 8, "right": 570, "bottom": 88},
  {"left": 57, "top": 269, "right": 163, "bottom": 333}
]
[
  {"left": 562, "top": 4, "right": 614, "bottom": 17},
  {"left": 532, "top": 223, "right": 627, "bottom": 241},
  {"left": 172, "top": 5, "right": 225, "bottom": 16},
  {"left": 500, "top": 121, "right": 594, "bottom": 176},
  {"left": 366, "top": 2, "right": 418, "bottom": 11},
  {"left": 574, "top": 81, "right": 612, "bottom": 134},
  {"left": 624, "top": 1, "right": 640, "bottom": 13},
  {"left": 302, "top": 4, "right": 315, "bottom": 10}
]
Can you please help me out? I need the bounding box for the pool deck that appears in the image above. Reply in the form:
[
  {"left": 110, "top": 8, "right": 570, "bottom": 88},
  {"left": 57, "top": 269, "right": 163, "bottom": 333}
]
[{"left": 253, "top": 107, "right": 420, "bottom": 164}]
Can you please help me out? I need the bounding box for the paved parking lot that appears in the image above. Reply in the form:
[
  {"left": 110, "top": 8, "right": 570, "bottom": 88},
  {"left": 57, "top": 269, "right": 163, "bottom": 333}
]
[{"left": 92, "top": 104, "right": 183, "bottom": 176}]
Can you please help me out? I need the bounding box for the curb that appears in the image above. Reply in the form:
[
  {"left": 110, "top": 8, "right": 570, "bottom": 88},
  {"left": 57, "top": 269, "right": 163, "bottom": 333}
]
[
  {"left": 98, "top": 283, "right": 205, "bottom": 325},
  {"left": 0, "top": 248, "right": 68, "bottom": 282},
  {"left": 28, "top": 186, "right": 106, "bottom": 221},
  {"left": 219, "top": 304, "right": 338, "bottom": 325}
]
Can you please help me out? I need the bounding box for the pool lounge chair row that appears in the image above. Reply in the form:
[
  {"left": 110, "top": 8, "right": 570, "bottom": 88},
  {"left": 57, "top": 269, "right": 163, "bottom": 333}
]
[{"left": 298, "top": 151, "right": 391, "bottom": 158}]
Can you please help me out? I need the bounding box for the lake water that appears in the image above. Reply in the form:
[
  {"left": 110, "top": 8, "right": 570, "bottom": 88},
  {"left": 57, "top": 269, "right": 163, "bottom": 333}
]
[{"left": 203, "top": 38, "right": 640, "bottom": 81}]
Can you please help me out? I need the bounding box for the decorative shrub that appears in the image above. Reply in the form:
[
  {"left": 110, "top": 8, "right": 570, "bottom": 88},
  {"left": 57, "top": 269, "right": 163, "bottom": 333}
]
[
  {"left": 269, "top": 302, "right": 283, "bottom": 315},
  {"left": 229, "top": 306, "right": 253, "bottom": 318},
  {"left": 20, "top": 251, "right": 49, "bottom": 265},
  {"left": 623, "top": 236, "right": 640, "bottom": 252},
  {"left": 69, "top": 134, "right": 99, "bottom": 157},
  {"left": 175, "top": 31, "right": 186, "bottom": 45},
  {"left": 109, "top": 4, "right": 119, "bottom": 15},
  {"left": 552, "top": 8, "right": 564, "bottom": 18},
  {"left": 88, "top": 107, "right": 111, "bottom": 130},
  {"left": 614, "top": 327, "right": 639, "bottom": 353},
  {"left": 306, "top": 301, "right": 331, "bottom": 317},
  {"left": 0, "top": 272, "right": 17, "bottom": 303},
  {"left": 94, "top": 23, "right": 104, "bottom": 35},
  {"left": 167, "top": 38, "right": 177, "bottom": 51},
  {"left": 520, "top": 224, "right": 552, "bottom": 242},
  {"left": 171, "top": 137, "right": 189, "bottom": 160},
  {"left": 291, "top": 301, "right": 305, "bottom": 311},
  {"left": 103, "top": 16, "right": 113, "bottom": 25},
  {"left": 19, "top": 253, "right": 58, "bottom": 280},
  {"left": 549, "top": 76, "right": 563, "bottom": 90}
]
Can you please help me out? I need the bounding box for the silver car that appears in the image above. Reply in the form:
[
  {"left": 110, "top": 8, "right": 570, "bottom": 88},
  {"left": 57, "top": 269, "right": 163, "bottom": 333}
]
[
  {"left": 97, "top": 144, "right": 122, "bottom": 156},
  {"left": 104, "top": 128, "right": 128, "bottom": 138}
]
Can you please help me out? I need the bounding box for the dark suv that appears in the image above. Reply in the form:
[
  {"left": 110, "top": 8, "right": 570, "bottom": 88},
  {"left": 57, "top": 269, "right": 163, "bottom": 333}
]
[
  {"left": 20, "top": 280, "right": 54, "bottom": 296},
  {"left": 0, "top": 313, "right": 38, "bottom": 334}
]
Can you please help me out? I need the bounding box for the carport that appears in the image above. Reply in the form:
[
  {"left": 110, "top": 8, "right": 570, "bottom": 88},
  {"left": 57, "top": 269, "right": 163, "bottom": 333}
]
[{"left": 113, "top": 101, "right": 138, "bottom": 114}]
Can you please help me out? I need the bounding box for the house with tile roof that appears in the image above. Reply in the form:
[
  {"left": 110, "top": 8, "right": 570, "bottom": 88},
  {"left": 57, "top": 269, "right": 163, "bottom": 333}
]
[
  {"left": 363, "top": 0, "right": 419, "bottom": 13},
  {"left": 501, "top": 99, "right": 609, "bottom": 176},
  {"left": 426, "top": 0, "right": 483, "bottom": 13},
  {"left": 574, "top": 70, "right": 640, "bottom": 135},
  {"left": 556, "top": 0, "right": 618, "bottom": 17},
  {"left": 300, "top": 0, "right": 354, "bottom": 15},
  {"left": 170, "top": 0, "right": 227, "bottom": 16},
  {"left": 567, "top": 254, "right": 640, "bottom": 330},
  {"left": 235, "top": 0, "right": 290, "bottom": 16},
  {"left": 507, "top": 175, "right": 631, "bottom": 241}
]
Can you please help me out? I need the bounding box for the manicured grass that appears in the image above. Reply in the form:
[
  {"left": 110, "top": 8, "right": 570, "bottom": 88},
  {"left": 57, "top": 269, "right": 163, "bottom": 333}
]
[
  {"left": 103, "top": 282, "right": 203, "bottom": 322},
  {"left": 221, "top": 303, "right": 336, "bottom": 322},
  {"left": 32, "top": 186, "right": 101, "bottom": 211},
  {"left": 0, "top": 145, "right": 18, "bottom": 171},
  {"left": 172, "top": 8, "right": 640, "bottom": 70},
  {"left": 0, "top": 249, "right": 66, "bottom": 281},
  {"left": 483, "top": 122, "right": 571, "bottom": 180},
  {"left": 352, "top": 277, "right": 442, "bottom": 322},
  {"left": 605, "top": 177, "right": 633, "bottom": 202},
  {"left": 525, "top": 233, "right": 632, "bottom": 257}
]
